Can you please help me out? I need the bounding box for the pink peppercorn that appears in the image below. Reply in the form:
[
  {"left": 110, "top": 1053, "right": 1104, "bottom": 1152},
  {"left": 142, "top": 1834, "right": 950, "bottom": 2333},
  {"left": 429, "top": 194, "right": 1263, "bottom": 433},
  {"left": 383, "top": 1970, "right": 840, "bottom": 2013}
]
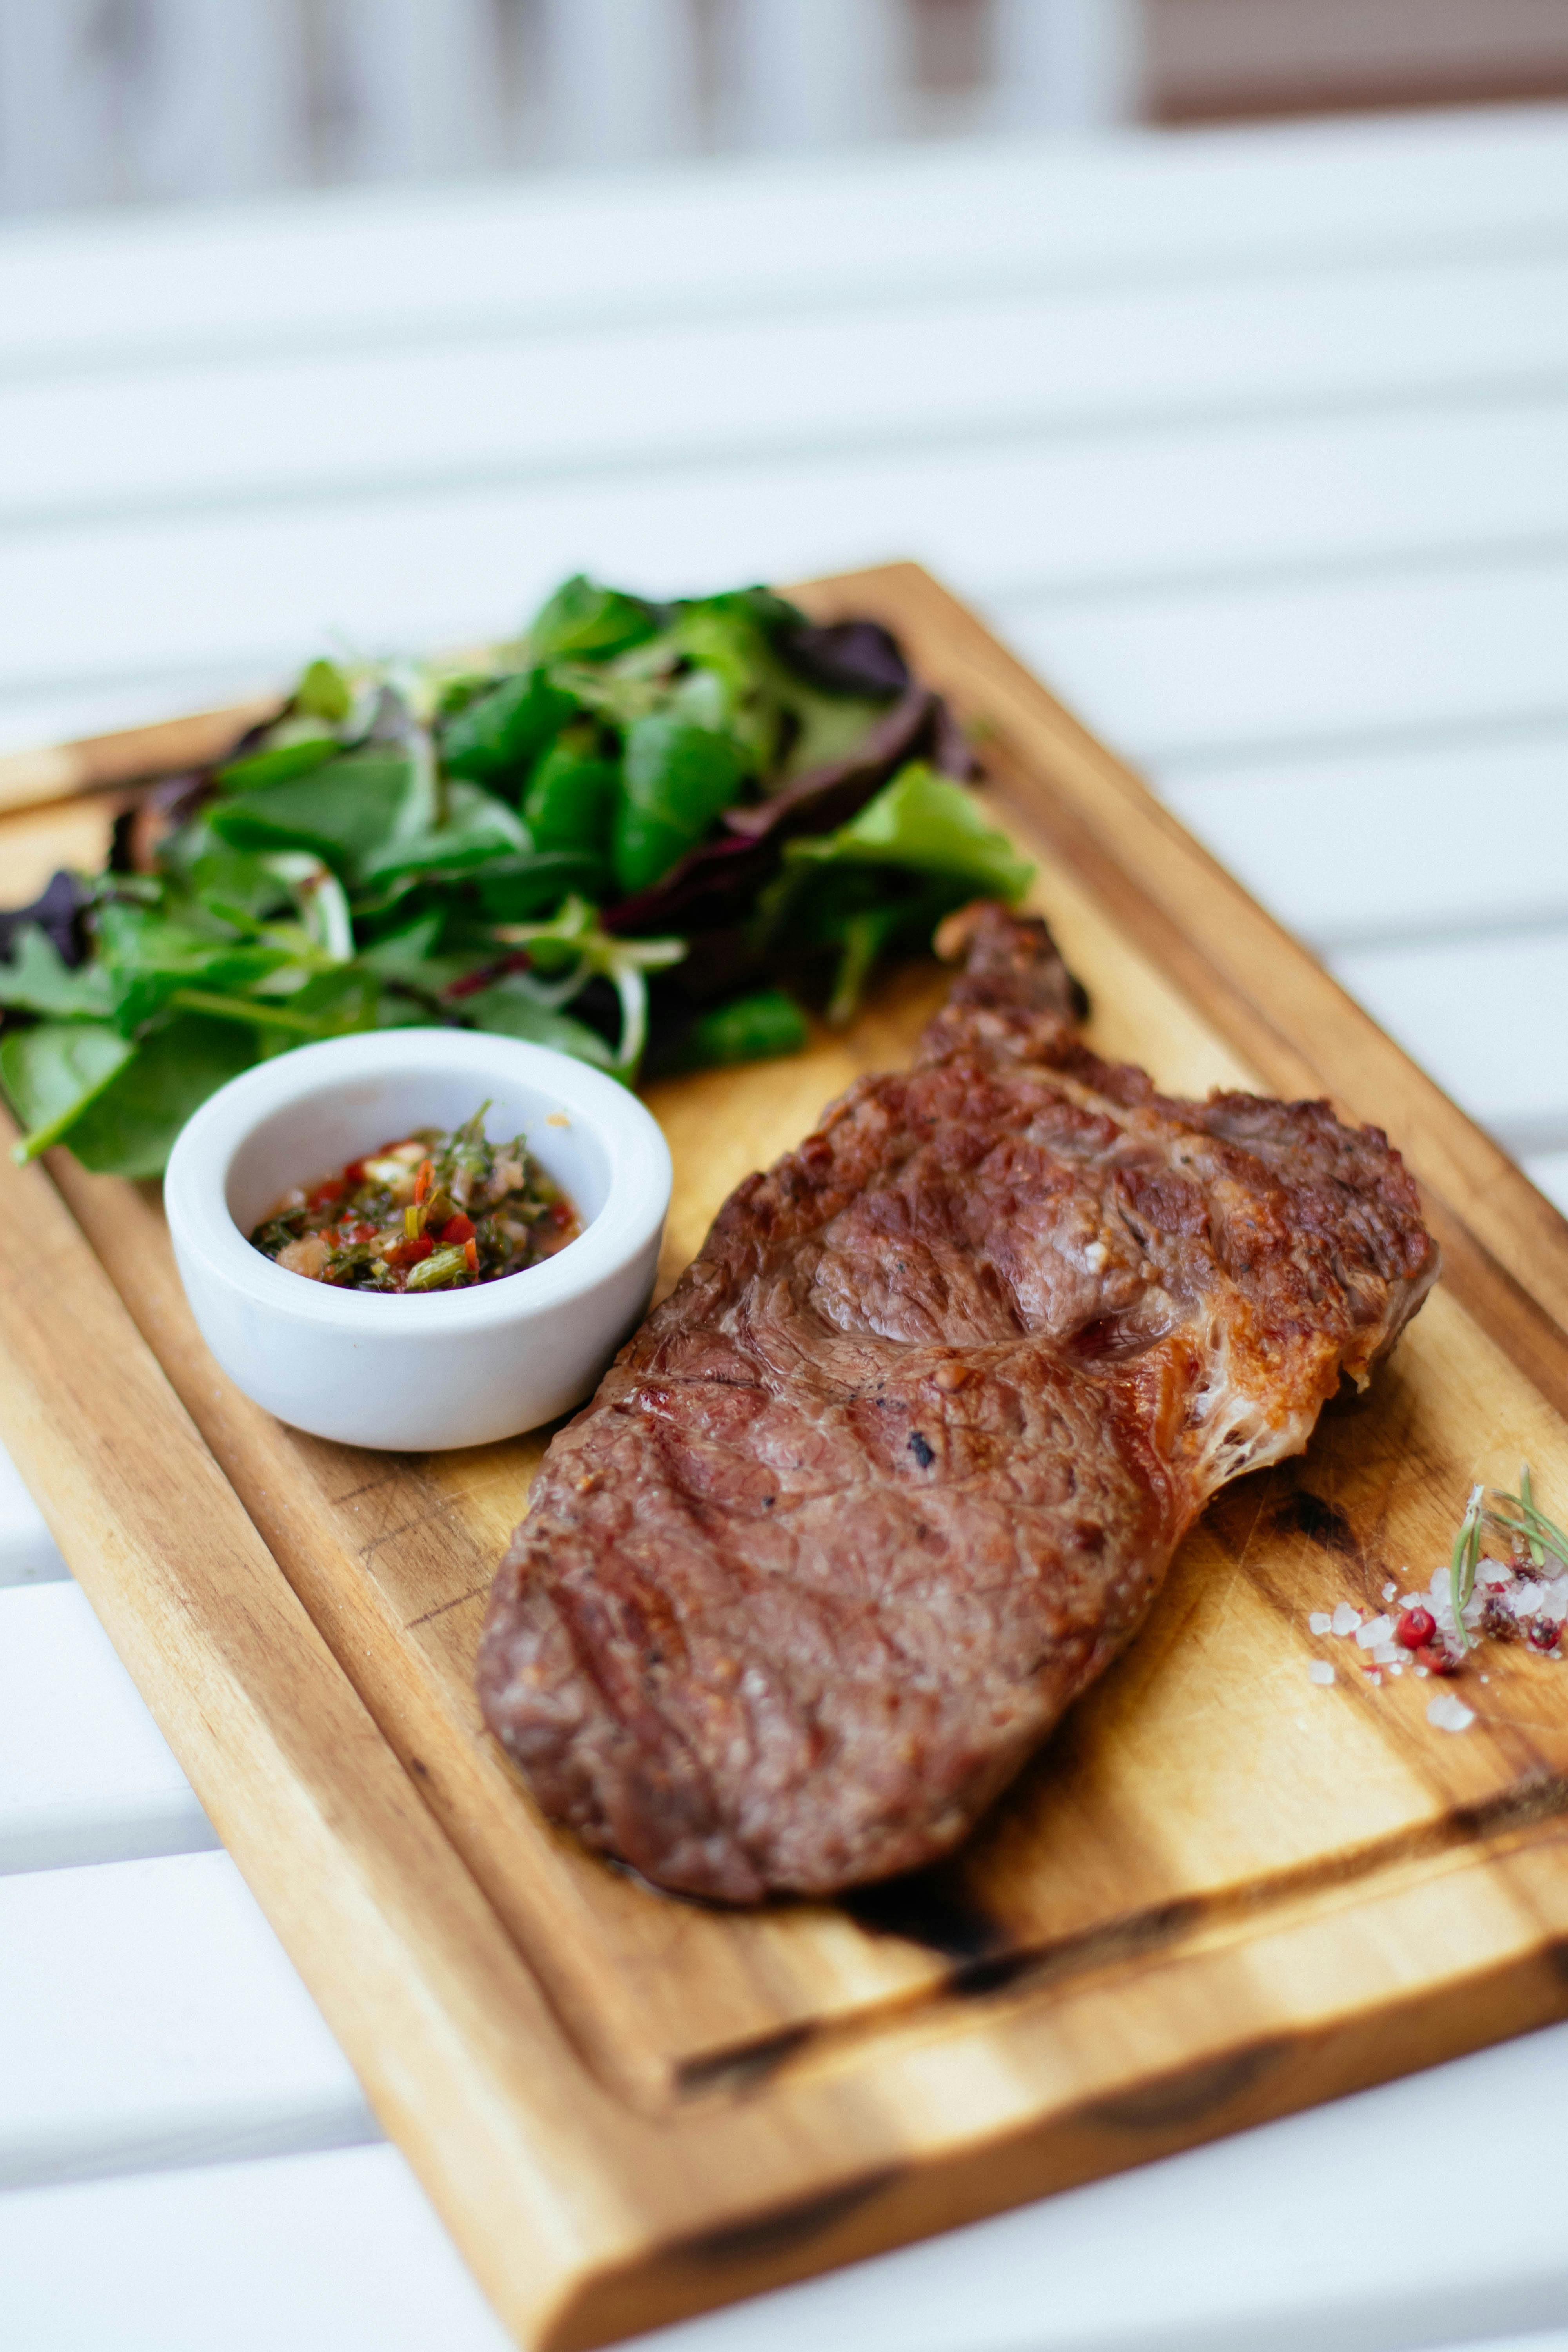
[{"left": 1396, "top": 1606, "right": 1437, "bottom": 1650}]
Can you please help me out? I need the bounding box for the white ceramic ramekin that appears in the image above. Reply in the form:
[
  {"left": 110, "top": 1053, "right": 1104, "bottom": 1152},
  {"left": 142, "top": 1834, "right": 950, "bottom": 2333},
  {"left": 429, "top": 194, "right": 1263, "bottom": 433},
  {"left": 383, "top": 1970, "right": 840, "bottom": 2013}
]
[{"left": 163, "top": 1028, "right": 671, "bottom": 1450}]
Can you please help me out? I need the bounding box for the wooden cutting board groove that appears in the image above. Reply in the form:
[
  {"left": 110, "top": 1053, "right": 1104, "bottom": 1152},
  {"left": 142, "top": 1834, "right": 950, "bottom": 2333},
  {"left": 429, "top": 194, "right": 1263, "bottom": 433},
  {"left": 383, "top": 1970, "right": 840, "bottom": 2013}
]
[{"left": 4, "top": 566, "right": 1568, "bottom": 2350}]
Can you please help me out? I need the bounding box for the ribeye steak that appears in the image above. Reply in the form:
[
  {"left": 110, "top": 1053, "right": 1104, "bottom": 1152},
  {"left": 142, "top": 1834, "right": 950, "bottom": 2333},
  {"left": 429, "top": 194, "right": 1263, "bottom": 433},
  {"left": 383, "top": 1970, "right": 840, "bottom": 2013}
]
[{"left": 477, "top": 904, "right": 1439, "bottom": 1901}]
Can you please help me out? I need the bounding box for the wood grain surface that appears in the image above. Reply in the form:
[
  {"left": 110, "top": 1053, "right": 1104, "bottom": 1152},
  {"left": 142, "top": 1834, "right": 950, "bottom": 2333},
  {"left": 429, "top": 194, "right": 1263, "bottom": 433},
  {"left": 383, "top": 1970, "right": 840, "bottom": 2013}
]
[{"left": 5, "top": 566, "right": 1568, "bottom": 2350}]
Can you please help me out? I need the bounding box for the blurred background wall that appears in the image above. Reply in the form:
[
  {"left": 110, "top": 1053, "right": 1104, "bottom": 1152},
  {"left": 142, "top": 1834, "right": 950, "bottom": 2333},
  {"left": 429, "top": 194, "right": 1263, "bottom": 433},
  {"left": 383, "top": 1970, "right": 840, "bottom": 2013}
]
[{"left": 2, "top": 0, "right": 1566, "bottom": 215}]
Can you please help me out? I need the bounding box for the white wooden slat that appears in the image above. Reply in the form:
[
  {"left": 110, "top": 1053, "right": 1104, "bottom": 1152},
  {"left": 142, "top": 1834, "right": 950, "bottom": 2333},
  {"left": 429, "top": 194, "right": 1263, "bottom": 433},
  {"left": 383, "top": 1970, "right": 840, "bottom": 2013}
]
[
  {"left": 0, "top": 2142, "right": 510, "bottom": 2352},
  {"left": 1160, "top": 724, "right": 1568, "bottom": 949},
  {"left": 4, "top": 406, "right": 1566, "bottom": 737},
  {"left": 1331, "top": 929, "right": 1568, "bottom": 1153},
  {"left": 0, "top": 1444, "right": 68, "bottom": 1584},
  {"left": 724, "top": 0, "right": 899, "bottom": 150},
  {"left": 537, "top": 0, "right": 701, "bottom": 168},
  {"left": 1007, "top": 553, "right": 1568, "bottom": 764},
  {"left": 9, "top": 256, "right": 1568, "bottom": 525},
  {"left": 991, "top": 0, "right": 1144, "bottom": 130},
  {"left": 1, "top": 108, "right": 1566, "bottom": 374},
  {"left": 0, "top": 0, "right": 306, "bottom": 217},
  {"left": 0, "top": 1848, "right": 377, "bottom": 2187},
  {"left": 9, "top": 2022, "right": 1568, "bottom": 2352},
  {"left": 0, "top": 1581, "right": 216, "bottom": 1875},
  {"left": 326, "top": 0, "right": 505, "bottom": 184}
]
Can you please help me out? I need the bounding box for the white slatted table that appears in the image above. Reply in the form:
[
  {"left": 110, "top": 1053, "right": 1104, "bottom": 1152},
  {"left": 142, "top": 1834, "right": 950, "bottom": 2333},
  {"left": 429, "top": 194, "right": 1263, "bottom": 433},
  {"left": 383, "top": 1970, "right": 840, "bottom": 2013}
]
[{"left": 2, "top": 105, "right": 1566, "bottom": 2352}]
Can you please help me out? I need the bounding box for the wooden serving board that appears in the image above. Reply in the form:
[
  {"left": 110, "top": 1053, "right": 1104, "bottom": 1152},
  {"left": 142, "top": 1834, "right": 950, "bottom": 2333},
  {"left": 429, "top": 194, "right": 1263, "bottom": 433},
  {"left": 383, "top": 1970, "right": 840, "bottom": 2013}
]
[{"left": 5, "top": 565, "right": 1568, "bottom": 2351}]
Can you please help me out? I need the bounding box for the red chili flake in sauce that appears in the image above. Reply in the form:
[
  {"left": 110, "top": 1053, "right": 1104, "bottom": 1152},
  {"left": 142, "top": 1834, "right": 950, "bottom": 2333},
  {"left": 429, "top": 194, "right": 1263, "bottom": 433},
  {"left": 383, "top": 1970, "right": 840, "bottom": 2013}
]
[{"left": 385, "top": 1234, "right": 435, "bottom": 1269}]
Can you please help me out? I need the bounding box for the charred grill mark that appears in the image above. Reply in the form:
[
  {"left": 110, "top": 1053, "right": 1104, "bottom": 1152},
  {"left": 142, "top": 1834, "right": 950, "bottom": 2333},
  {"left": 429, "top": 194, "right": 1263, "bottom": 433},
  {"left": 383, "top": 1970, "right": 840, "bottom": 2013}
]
[
  {"left": 1085, "top": 2038, "right": 1288, "bottom": 2131},
  {"left": 673, "top": 2169, "right": 901, "bottom": 2267}
]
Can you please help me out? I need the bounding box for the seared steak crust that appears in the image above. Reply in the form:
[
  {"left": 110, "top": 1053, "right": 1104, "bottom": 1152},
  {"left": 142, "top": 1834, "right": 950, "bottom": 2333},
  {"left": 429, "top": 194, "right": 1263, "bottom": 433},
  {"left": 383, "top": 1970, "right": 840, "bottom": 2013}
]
[{"left": 477, "top": 905, "right": 1438, "bottom": 1901}]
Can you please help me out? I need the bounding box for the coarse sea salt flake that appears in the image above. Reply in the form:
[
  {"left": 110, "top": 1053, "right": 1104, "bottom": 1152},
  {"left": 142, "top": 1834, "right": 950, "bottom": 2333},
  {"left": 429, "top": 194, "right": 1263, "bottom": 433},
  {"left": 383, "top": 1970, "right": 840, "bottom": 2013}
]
[
  {"left": 1356, "top": 1614, "right": 1394, "bottom": 1648},
  {"left": 1428, "top": 1693, "right": 1475, "bottom": 1734},
  {"left": 1382, "top": 1580, "right": 1397, "bottom": 1602},
  {"left": 1372, "top": 1642, "right": 1402, "bottom": 1665},
  {"left": 1331, "top": 1602, "right": 1361, "bottom": 1637},
  {"left": 1308, "top": 1661, "right": 1335, "bottom": 1686},
  {"left": 1308, "top": 1611, "right": 1334, "bottom": 1636}
]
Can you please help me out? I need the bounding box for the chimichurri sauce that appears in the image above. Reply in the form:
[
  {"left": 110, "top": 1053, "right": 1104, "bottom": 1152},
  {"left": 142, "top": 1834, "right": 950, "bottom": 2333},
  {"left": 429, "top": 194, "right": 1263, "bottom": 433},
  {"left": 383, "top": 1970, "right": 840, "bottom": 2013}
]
[{"left": 250, "top": 1105, "right": 580, "bottom": 1292}]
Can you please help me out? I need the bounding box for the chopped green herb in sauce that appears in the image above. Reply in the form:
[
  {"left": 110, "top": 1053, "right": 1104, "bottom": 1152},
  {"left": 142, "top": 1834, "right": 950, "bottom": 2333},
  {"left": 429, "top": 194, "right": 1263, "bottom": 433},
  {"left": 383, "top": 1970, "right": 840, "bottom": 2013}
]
[{"left": 250, "top": 1104, "right": 579, "bottom": 1292}]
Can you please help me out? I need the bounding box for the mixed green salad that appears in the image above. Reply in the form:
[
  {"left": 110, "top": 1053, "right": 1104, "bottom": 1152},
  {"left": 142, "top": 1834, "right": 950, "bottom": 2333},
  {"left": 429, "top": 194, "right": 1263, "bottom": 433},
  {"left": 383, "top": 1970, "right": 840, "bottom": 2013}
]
[{"left": 0, "top": 576, "right": 1034, "bottom": 1179}]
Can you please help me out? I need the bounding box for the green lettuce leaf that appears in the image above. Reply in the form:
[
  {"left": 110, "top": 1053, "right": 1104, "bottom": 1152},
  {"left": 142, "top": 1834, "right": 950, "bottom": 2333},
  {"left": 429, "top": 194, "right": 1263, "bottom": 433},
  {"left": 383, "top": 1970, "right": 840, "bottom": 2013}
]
[
  {"left": 441, "top": 668, "right": 579, "bottom": 788},
  {"left": 0, "top": 924, "right": 116, "bottom": 1019},
  {"left": 613, "top": 716, "right": 745, "bottom": 896},
  {"left": 526, "top": 575, "right": 663, "bottom": 665},
  {"left": 459, "top": 977, "right": 616, "bottom": 1067},
  {"left": 782, "top": 763, "right": 1033, "bottom": 900},
  {"left": 209, "top": 747, "right": 423, "bottom": 881},
  {"left": 64, "top": 1015, "right": 258, "bottom": 1176},
  {"left": 94, "top": 900, "right": 294, "bottom": 1036},
  {"left": 359, "top": 781, "right": 530, "bottom": 884},
  {"left": 2, "top": 1021, "right": 136, "bottom": 1161}
]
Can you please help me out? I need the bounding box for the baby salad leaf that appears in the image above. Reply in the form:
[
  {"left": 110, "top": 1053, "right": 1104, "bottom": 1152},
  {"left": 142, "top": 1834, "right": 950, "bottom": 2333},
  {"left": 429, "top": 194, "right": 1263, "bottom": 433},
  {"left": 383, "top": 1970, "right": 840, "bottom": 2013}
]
[
  {"left": 62, "top": 1014, "right": 258, "bottom": 1177},
  {"left": 614, "top": 716, "right": 745, "bottom": 897},
  {"left": 358, "top": 781, "right": 530, "bottom": 885},
  {"left": 210, "top": 747, "right": 423, "bottom": 882},
  {"left": 459, "top": 978, "right": 617, "bottom": 1068},
  {"left": 441, "top": 668, "right": 579, "bottom": 788},
  {"left": 94, "top": 900, "right": 293, "bottom": 1036},
  {"left": 214, "top": 736, "right": 340, "bottom": 794},
  {"left": 3, "top": 1021, "right": 136, "bottom": 1161},
  {"left": 0, "top": 924, "right": 116, "bottom": 1019},
  {"left": 652, "top": 986, "right": 808, "bottom": 1076},
  {"left": 781, "top": 763, "right": 1033, "bottom": 901},
  {"left": 294, "top": 657, "right": 355, "bottom": 724},
  {"left": 523, "top": 733, "right": 620, "bottom": 862},
  {"left": 472, "top": 850, "right": 612, "bottom": 924},
  {"left": 526, "top": 575, "right": 664, "bottom": 665}
]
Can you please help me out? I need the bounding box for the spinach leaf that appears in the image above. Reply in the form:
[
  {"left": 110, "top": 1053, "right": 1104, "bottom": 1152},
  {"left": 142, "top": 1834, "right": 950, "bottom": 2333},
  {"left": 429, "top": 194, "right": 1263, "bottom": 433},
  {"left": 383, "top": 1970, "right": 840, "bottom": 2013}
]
[
  {"left": 441, "top": 668, "right": 579, "bottom": 788},
  {"left": 523, "top": 732, "right": 620, "bottom": 861},
  {"left": 526, "top": 575, "right": 663, "bottom": 664},
  {"left": 473, "top": 851, "right": 610, "bottom": 923},
  {"left": 210, "top": 747, "right": 421, "bottom": 881},
  {"left": 653, "top": 986, "right": 808, "bottom": 1076},
  {"left": 359, "top": 781, "right": 529, "bottom": 884},
  {"left": 2, "top": 1021, "right": 135, "bottom": 1161},
  {"left": 460, "top": 976, "right": 617, "bottom": 1067},
  {"left": 0, "top": 924, "right": 116, "bottom": 1019},
  {"left": 781, "top": 763, "right": 1033, "bottom": 901},
  {"left": 294, "top": 657, "right": 355, "bottom": 724},
  {"left": 94, "top": 900, "right": 293, "bottom": 1036},
  {"left": 64, "top": 1014, "right": 258, "bottom": 1176},
  {"left": 215, "top": 736, "right": 339, "bottom": 793},
  {"left": 614, "top": 716, "right": 745, "bottom": 896},
  {"left": 248, "top": 966, "right": 381, "bottom": 1057}
]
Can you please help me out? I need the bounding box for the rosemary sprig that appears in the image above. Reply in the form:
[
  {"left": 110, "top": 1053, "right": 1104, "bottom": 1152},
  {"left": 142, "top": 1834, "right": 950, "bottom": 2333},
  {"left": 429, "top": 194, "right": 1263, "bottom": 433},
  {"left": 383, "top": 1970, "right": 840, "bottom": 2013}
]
[
  {"left": 1488, "top": 1462, "right": 1568, "bottom": 1573},
  {"left": 1449, "top": 1483, "right": 1485, "bottom": 1651}
]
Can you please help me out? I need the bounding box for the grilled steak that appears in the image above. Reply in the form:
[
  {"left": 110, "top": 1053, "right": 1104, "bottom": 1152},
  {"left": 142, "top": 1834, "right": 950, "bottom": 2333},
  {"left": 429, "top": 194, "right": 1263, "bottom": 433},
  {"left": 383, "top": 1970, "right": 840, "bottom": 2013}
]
[{"left": 477, "top": 904, "right": 1438, "bottom": 1901}]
